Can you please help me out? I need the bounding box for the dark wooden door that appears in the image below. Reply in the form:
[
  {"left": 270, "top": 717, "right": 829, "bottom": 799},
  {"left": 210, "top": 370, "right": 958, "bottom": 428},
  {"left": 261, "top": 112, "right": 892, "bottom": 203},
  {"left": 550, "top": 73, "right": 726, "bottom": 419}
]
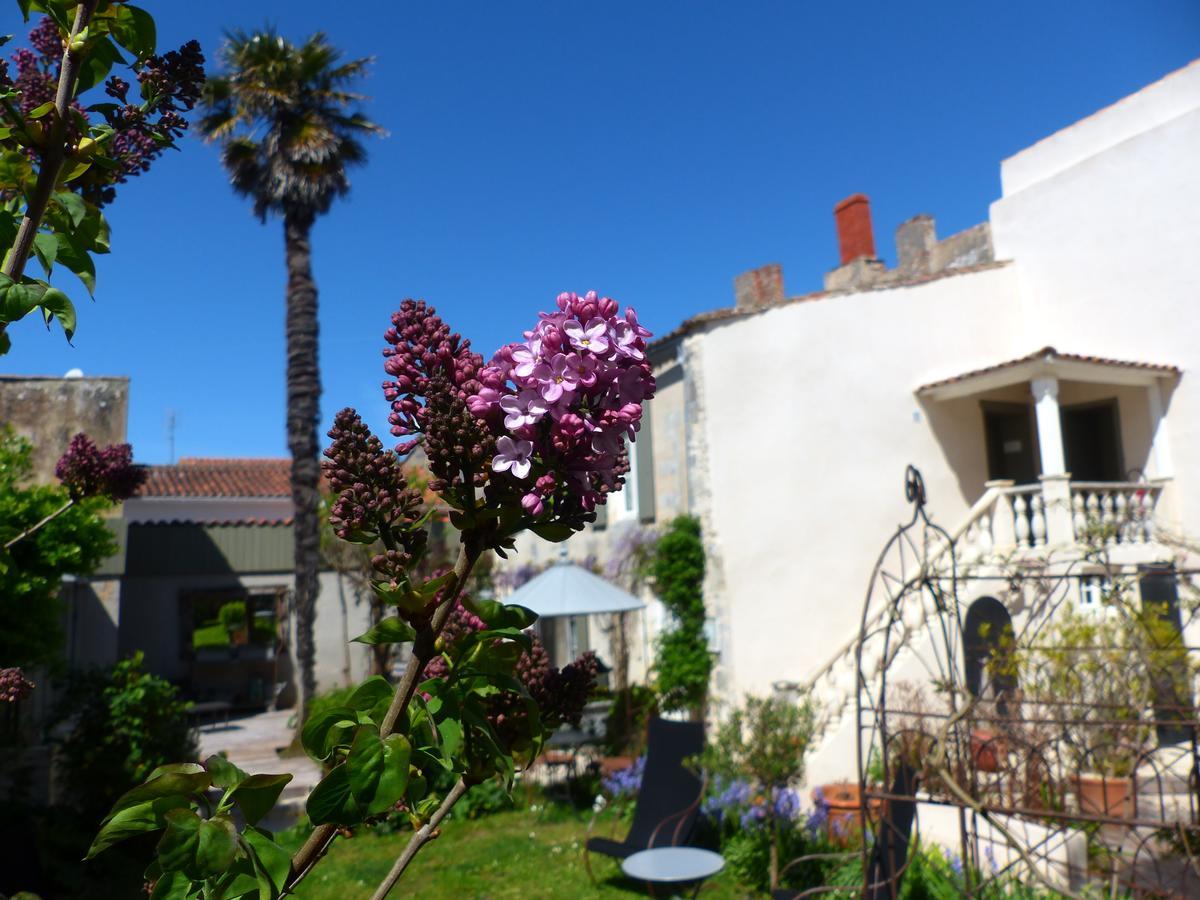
[{"left": 983, "top": 403, "right": 1040, "bottom": 483}]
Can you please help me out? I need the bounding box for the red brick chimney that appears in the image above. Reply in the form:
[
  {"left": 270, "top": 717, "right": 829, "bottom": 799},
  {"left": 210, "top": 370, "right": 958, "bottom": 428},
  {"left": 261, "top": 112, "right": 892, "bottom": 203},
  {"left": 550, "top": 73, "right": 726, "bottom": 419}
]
[{"left": 833, "top": 193, "right": 877, "bottom": 265}]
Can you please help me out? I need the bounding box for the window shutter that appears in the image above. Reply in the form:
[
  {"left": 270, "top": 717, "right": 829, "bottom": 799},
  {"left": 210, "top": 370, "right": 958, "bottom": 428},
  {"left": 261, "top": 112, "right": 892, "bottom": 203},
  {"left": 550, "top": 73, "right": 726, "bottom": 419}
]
[{"left": 636, "top": 409, "right": 656, "bottom": 523}]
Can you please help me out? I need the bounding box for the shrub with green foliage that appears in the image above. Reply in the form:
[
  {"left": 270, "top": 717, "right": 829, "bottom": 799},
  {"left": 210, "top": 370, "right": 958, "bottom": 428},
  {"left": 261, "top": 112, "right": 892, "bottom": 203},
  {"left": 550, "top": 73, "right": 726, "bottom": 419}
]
[
  {"left": 218, "top": 600, "right": 247, "bottom": 637},
  {"left": 648, "top": 515, "right": 709, "bottom": 717},
  {"left": 55, "top": 652, "right": 197, "bottom": 822},
  {"left": 0, "top": 428, "right": 116, "bottom": 671},
  {"left": 697, "top": 693, "right": 817, "bottom": 891}
]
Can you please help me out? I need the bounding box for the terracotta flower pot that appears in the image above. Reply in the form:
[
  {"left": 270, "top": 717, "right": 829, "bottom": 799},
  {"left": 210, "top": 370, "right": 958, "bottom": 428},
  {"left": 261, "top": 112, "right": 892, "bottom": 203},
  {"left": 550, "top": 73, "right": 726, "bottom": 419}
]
[
  {"left": 1074, "top": 773, "right": 1133, "bottom": 819},
  {"left": 970, "top": 730, "right": 1005, "bottom": 773},
  {"left": 815, "top": 782, "right": 883, "bottom": 845}
]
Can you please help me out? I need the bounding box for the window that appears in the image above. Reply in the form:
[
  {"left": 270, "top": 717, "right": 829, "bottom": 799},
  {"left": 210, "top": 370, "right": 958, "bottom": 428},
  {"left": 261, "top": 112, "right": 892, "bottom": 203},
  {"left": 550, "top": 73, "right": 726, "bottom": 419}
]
[
  {"left": 1079, "top": 575, "right": 1109, "bottom": 613},
  {"left": 187, "top": 589, "right": 279, "bottom": 652}
]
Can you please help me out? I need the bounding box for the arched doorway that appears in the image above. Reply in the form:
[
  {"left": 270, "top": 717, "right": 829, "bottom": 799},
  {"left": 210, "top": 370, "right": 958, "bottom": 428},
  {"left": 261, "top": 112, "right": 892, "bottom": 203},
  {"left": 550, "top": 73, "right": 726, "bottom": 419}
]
[{"left": 963, "top": 596, "right": 1016, "bottom": 707}]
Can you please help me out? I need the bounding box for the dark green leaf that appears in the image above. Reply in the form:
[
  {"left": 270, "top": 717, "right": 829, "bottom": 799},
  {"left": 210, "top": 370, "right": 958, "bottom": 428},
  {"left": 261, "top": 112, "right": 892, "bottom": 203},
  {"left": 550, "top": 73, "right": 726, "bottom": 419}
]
[
  {"left": 110, "top": 5, "right": 155, "bottom": 58},
  {"left": 243, "top": 826, "right": 290, "bottom": 896},
  {"left": 300, "top": 706, "right": 358, "bottom": 761},
  {"left": 157, "top": 809, "right": 238, "bottom": 880},
  {"left": 31, "top": 232, "right": 56, "bottom": 274},
  {"left": 52, "top": 190, "right": 86, "bottom": 226},
  {"left": 346, "top": 727, "right": 411, "bottom": 817},
  {"left": 530, "top": 522, "right": 576, "bottom": 542},
  {"left": 101, "top": 769, "right": 211, "bottom": 823},
  {"left": 75, "top": 36, "right": 125, "bottom": 95},
  {"left": 306, "top": 763, "right": 361, "bottom": 826},
  {"left": 149, "top": 869, "right": 193, "bottom": 900},
  {"left": 54, "top": 232, "right": 96, "bottom": 295},
  {"left": 352, "top": 616, "right": 416, "bottom": 646},
  {"left": 460, "top": 595, "right": 539, "bottom": 630},
  {"left": 232, "top": 773, "right": 292, "bottom": 826},
  {"left": 204, "top": 755, "right": 247, "bottom": 791},
  {"left": 146, "top": 762, "right": 207, "bottom": 782},
  {"left": 155, "top": 808, "right": 201, "bottom": 873},
  {"left": 86, "top": 795, "right": 190, "bottom": 859},
  {"left": 38, "top": 285, "right": 76, "bottom": 342},
  {"left": 0, "top": 151, "right": 33, "bottom": 190},
  {"left": 0, "top": 276, "right": 44, "bottom": 322},
  {"left": 437, "top": 718, "right": 463, "bottom": 760}
]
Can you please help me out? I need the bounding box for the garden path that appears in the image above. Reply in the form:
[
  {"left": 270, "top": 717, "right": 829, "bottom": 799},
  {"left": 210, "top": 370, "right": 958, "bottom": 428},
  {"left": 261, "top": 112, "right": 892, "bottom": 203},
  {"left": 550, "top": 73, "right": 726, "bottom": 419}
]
[{"left": 198, "top": 707, "right": 320, "bottom": 831}]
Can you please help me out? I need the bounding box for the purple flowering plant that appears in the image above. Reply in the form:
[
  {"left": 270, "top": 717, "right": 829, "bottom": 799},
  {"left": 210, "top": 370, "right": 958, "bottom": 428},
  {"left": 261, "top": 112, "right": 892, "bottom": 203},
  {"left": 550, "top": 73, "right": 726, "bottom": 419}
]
[
  {"left": 0, "top": 1, "right": 206, "bottom": 354},
  {"left": 87, "top": 294, "right": 644, "bottom": 899}
]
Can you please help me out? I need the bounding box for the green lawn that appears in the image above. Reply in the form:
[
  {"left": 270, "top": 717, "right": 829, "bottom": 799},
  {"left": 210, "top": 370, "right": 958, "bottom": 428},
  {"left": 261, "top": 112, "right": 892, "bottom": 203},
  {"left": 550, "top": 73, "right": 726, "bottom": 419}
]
[{"left": 279, "top": 805, "right": 757, "bottom": 899}]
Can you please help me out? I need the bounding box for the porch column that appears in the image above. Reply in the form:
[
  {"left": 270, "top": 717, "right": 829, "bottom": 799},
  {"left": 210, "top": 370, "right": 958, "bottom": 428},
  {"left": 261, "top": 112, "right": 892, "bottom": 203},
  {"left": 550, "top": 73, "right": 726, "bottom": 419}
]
[
  {"left": 1032, "top": 376, "right": 1073, "bottom": 545},
  {"left": 1031, "top": 376, "right": 1066, "bottom": 476},
  {"left": 1146, "top": 380, "right": 1175, "bottom": 479}
]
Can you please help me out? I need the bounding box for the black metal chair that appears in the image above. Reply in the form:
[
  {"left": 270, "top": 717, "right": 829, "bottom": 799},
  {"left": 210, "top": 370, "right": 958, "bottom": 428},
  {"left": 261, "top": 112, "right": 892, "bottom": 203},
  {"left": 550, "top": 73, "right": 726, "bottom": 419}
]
[{"left": 584, "top": 717, "right": 706, "bottom": 882}]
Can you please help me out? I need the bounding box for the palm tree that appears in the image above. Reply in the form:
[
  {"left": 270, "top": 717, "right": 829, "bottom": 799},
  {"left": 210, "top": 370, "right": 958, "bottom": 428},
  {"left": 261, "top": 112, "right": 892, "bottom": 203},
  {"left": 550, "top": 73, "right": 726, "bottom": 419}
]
[{"left": 200, "top": 31, "right": 383, "bottom": 722}]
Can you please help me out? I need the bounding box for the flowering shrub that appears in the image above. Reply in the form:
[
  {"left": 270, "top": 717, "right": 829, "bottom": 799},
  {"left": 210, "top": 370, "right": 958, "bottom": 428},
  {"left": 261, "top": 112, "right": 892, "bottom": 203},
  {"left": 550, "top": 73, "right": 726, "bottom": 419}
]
[
  {"left": 0, "top": 3, "right": 206, "bottom": 352},
  {"left": 600, "top": 755, "right": 645, "bottom": 799},
  {"left": 87, "top": 293, "right": 643, "bottom": 899},
  {"left": 54, "top": 432, "right": 145, "bottom": 501},
  {"left": 696, "top": 693, "right": 818, "bottom": 891}
]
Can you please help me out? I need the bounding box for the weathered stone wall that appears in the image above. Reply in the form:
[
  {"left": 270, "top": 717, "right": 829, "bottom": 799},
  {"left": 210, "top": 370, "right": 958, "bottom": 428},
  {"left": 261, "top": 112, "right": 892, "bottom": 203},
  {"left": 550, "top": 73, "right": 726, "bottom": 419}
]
[{"left": 0, "top": 375, "right": 129, "bottom": 483}]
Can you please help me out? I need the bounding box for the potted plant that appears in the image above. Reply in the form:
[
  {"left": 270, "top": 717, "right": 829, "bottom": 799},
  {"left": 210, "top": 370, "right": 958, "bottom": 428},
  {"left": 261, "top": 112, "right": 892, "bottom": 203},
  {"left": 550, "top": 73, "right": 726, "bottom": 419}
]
[
  {"left": 218, "top": 600, "right": 249, "bottom": 646},
  {"left": 1024, "top": 603, "right": 1159, "bottom": 821}
]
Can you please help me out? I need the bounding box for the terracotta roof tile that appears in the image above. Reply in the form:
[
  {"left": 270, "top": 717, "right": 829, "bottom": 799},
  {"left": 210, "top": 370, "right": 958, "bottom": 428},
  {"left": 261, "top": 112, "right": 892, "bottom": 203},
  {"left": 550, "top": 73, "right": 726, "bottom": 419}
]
[
  {"left": 130, "top": 517, "right": 294, "bottom": 527},
  {"left": 138, "top": 458, "right": 292, "bottom": 498},
  {"left": 917, "top": 346, "right": 1180, "bottom": 394}
]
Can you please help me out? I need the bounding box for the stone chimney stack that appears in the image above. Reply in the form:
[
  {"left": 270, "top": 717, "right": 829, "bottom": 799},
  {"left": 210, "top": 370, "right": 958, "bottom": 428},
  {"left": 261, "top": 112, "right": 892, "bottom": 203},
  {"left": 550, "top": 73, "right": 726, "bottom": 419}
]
[
  {"left": 833, "top": 193, "right": 877, "bottom": 265},
  {"left": 896, "top": 214, "right": 937, "bottom": 275},
  {"left": 733, "top": 263, "right": 784, "bottom": 308}
]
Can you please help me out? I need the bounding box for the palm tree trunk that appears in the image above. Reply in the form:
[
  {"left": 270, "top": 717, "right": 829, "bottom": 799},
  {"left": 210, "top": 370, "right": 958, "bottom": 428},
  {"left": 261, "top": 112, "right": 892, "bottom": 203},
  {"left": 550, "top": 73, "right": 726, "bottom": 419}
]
[{"left": 284, "top": 209, "right": 321, "bottom": 725}]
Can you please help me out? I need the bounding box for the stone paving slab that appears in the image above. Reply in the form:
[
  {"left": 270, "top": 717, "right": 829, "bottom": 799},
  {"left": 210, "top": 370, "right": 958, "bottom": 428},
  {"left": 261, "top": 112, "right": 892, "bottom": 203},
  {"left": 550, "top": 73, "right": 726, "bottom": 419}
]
[{"left": 198, "top": 708, "right": 321, "bottom": 830}]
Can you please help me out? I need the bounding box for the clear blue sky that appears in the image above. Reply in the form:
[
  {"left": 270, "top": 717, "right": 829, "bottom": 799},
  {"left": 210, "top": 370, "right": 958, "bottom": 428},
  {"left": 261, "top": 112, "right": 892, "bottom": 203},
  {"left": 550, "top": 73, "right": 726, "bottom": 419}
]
[{"left": 3, "top": 1, "right": 1197, "bottom": 463}]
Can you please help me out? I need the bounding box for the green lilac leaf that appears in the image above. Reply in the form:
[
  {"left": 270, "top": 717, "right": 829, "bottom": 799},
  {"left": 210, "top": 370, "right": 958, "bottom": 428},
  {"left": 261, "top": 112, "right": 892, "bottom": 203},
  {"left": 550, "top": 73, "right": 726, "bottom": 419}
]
[
  {"left": 351, "top": 616, "right": 416, "bottom": 645},
  {"left": 305, "top": 763, "right": 361, "bottom": 826},
  {"left": 204, "top": 754, "right": 247, "bottom": 791},
  {"left": 110, "top": 5, "right": 155, "bottom": 58},
  {"left": 346, "top": 727, "right": 411, "bottom": 817},
  {"left": 300, "top": 705, "right": 358, "bottom": 761},
  {"left": 232, "top": 773, "right": 292, "bottom": 825},
  {"left": 38, "top": 285, "right": 76, "bottom": 341},
  {"left": 86, "top": 795, "right": 190, "bottom": 859},
  {"left": 32, "top": 231, "right": 56, "bottom": 274},
  {"left": 155, "top": 808, "right": 201, "bottom": 873},
  {"left": 243, "top": 825, "right": 291, "bottom": 895}
]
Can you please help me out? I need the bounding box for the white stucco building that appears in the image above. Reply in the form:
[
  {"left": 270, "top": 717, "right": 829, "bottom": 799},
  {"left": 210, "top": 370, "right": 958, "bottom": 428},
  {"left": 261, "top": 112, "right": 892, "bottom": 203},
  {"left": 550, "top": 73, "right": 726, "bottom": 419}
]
[{"left": 505, "top": 58, "right": 1200, "bottom": 781}]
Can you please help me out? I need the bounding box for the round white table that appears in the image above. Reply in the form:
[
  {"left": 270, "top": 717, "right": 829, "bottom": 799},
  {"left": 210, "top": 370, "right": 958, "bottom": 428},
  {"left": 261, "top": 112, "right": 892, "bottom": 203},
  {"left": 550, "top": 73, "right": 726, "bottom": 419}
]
[{"left": 621, "top": 847, "right": 725, "bottom": 898}]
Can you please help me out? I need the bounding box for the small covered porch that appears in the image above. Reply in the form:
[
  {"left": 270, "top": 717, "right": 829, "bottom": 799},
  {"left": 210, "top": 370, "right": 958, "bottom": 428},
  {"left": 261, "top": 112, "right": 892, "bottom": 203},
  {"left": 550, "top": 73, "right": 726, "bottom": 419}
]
[{"left": 918, "top": 347, "right": 1180, "bottom": 554}]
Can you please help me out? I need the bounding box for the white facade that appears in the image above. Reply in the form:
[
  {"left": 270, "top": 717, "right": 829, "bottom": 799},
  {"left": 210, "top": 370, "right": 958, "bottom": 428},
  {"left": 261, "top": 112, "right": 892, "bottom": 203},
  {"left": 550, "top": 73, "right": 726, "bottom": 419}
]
[{"left": 496, "top": 59, "right": 1200, "bottom": 780}]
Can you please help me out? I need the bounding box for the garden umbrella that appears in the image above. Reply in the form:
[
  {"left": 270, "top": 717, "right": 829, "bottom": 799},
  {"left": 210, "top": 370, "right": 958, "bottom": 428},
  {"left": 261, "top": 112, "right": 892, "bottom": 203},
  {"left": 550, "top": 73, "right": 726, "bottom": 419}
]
[{"left": 504, "top": 560, "right": 645, "bottom": 618}]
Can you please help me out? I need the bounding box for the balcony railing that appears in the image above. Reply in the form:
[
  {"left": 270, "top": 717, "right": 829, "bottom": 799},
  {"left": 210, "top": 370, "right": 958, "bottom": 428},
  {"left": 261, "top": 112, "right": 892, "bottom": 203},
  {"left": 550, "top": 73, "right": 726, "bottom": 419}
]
[{"left": 959, "top": 478, "right": 1167, "bottom": 559}]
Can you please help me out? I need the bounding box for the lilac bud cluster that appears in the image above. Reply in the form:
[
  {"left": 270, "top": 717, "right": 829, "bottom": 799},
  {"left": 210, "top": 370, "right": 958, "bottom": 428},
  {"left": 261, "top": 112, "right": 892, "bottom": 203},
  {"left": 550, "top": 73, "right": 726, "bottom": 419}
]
[
  {"left": 54, "top": 432, "right": 146, "bottom": 502},
  {"left": 381, "top": 300, "right": 492, "bottom": 495},
  {"left": 0, "top": 667, "right": 34, "bottom": 703},
  {"left": 323, "top": 408, "right": 426, "bottom": 549},
  {"left": 467, "top": 291, "right": 655, "bottom": 519},
  {"left": 420, "top": 599, "right": 599, "bottom": 749},
  {"left": 1, "top": 18, "right": 205, "bottom": 207}
]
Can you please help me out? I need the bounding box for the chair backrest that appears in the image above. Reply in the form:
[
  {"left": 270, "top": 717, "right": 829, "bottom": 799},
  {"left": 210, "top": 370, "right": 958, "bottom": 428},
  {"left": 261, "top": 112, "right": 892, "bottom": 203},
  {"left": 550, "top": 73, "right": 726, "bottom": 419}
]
[
  {"left": 867, "top": 763, "right": 918, "bottom": 899},
  {"left": 626, "top": 717, "right": 705, "bottom": 849}
]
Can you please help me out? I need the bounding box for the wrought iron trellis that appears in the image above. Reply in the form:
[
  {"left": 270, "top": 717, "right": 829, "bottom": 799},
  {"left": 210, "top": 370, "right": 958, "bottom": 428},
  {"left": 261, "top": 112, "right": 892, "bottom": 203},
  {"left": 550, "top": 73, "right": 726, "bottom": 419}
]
[{"left": 849, "top": 466, "right": 1200, "bottom": 898}]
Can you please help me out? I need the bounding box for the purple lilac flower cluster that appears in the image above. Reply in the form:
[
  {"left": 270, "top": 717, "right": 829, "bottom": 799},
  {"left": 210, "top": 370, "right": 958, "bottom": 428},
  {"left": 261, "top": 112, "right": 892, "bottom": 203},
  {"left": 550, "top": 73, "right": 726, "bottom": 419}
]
[
  {"left": 1, "top": 17, "right": 205, "bottom": 206},
  {"left": 54, "top": 433, "right": 146, "bottom": 502},
  {"left": 105, "top": 40, "right": 205, "bottom": 186},
  {"left": 466, "top": 291, "right": 655, "bottom": 518},
  {"left": 601, "top": 755, "right": 645, "bottom": 798},
  {"left": 0, "top": 667, "right": 34, "bottom": 703},
  {"left": 381, "top": 300, "right": 491, "bottom": 497}
]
